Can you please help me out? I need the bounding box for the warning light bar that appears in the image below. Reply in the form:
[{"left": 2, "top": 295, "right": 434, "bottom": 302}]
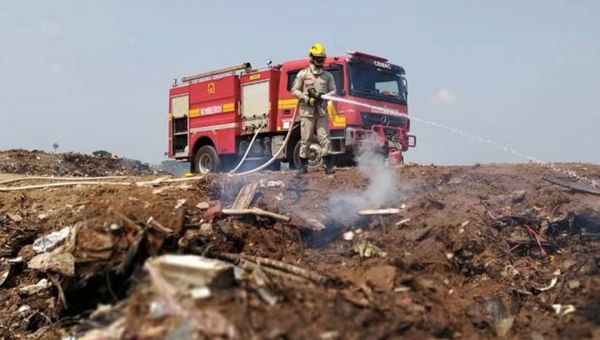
[{"left": 347, "top": 51, "right": 388, "bottom": 62}]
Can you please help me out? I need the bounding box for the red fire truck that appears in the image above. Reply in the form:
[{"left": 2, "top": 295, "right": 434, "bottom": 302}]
[{"left": 167, "top": 51, "right": 417, "bottom": 174}]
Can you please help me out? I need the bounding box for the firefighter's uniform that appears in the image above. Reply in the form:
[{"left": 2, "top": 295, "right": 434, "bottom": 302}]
[{"left": 291, "top": 43, "right": 337, "bottom": 175}]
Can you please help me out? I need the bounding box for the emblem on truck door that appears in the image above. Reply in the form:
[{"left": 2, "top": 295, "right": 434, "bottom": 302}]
[
  {"left": 207, "top": 83, "right": 215, "bottom": 94},
  {"left": 381, "top": 115, "right": 390, "bottom": 126}
]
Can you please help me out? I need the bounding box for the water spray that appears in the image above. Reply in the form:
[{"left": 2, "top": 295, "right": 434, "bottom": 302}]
[{"left": 321, "top": 94, "right": 597, "bottom": 187}]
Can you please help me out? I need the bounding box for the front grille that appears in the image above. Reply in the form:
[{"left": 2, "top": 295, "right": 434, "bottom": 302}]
[{"left": 360, "top": 112, "right": 405, "bottom": 129}]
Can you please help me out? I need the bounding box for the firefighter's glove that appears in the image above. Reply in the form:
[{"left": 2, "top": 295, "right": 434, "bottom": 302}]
[
  {"left": 315, "top": 92, "right": 325, "bottom": 104},
  {"left": 307, "top": 97, "right": 317, "bottom": 107}
]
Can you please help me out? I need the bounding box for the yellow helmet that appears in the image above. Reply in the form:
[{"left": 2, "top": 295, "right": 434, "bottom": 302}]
[
  {"left": 308, "top": 43, "right": 327, "bottom": 68},
  {"left": 308, "top": 43, "right": 327, "bottom": 58}
]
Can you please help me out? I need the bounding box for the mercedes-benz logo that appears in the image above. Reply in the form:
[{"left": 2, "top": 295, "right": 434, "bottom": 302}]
[{"left": 381, "top": 115, "right": 390, "bottom": 126}]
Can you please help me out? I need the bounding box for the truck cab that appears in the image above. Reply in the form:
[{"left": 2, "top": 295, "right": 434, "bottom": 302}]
[{"left": 275, "top": 51, "right": 416, "bottom": 169}]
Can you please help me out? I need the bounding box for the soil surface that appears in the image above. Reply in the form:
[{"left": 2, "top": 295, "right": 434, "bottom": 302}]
[
  {"left": 0, "top": 149, "right": 164, "bottom": 177},
  {"left": 0, "top": 151, "right": 599, "bottom": 339}
]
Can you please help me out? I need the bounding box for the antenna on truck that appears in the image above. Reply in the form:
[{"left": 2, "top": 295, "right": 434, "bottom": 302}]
[{"left": 181, "top": 62, "right": 253, "bottom": 83}]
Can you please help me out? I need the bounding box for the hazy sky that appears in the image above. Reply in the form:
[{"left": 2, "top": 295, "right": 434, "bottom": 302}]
[{"left": 1, "top": 0, "right": 599, "bottom": 166}]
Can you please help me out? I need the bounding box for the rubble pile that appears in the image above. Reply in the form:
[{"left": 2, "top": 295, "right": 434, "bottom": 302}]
[
  {"left": 0, "top": 161, "right": 599, "bottom": 339},
  {"left": 0, "top": 149, "right": 165, "bottom": 177}
]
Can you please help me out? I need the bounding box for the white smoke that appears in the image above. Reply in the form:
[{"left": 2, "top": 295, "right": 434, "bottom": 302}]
[{"left": 326, "top": 138, "right": 406, "bottom": 223}]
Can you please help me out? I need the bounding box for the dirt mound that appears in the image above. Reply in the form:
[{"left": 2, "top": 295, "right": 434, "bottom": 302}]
[
  {"left": 0, "top": 149, "right": 165, "bottom": 177},
  {"left": 0, "top": 161, "right": 599, "bottom": 339}
]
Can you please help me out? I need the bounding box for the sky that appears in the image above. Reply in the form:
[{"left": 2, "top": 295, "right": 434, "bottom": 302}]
[{"left": 1, "top": 0, "right": 599, "bottom": 166}]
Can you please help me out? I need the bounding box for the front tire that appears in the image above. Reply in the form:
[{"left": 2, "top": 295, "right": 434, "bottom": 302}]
[
  {"left": 292, "top": 139, "right": 323, "bottom": 170},
  {"left": 193, "top": 145, "right": 221, "bottom": 174}
]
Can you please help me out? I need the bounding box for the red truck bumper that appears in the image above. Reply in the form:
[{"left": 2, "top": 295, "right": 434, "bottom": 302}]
[{"left": 347, "top": 124, "right": 417, "bottom": 165}]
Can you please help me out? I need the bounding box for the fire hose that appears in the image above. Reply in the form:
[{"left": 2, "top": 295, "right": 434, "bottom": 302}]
[
  {"left": 227, "top": 101, "right": 299, "bottom": 177},
  {"left": 227, "top": 124, "right": 266, "bottom": 174}
]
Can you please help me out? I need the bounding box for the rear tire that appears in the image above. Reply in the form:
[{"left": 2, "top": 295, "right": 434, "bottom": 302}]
[{"left": 193, "top": 145, "right": 221, "bottom": 174}]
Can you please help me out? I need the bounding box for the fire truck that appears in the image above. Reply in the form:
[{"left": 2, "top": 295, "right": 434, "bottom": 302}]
[{"left": 167, "top": 51, "right": 417, "bottom": 174}]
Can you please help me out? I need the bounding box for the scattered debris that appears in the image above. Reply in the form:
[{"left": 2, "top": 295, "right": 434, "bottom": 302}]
[
  {"left": 552, "top": 304, "right": 576, "bottom": 316},
  {"left": 19, "top": 279, "right": 51, "bottom": 295},
  {"left": 0, "top": 262, "right": 9, "bottom": 287},
  {"left": 221, "top": 208, "right": 291, "bottom": 222},
  {"left": 196, "top": 201, "right": 210, "bottom": 209},
  {"left": 358, "top": 208, "right": 401, "bottom": 215},
  {"left": 259, "top": 179, "right": 285, "bottom": 188},
  {"left": 543, "top": 176, "right": 600, "bottom": 196},
  {"left": 145, "top": 254, "right": 236, "bottom": 290},
  {"left": 353, "top": 241, "right": 388, "bottom": 258},
  {"left": 395, "top": 218, "right": 411, "bottom": 226},
  {"left": 32, "top": 226, "right": 70, "bottom": 253},
  {"left": 467, "top": 298, "right": 515, "bottom": 337},
  {"left": 0, "top": 160, "right": 599, "bottom": 339},
  {"left": 0, "top": 149, "right": 164, "bottom": 177},
  {"left": 291, "top": 210, "right": 327, "bottom": 231},
  {"left": 28, "top": 251, "right": 75, "bottom": 277},
  {"left": 175, "top": 199, "right": 187, "bottom": 209},
  {"left": 535, "top": 273, "right": 559, "bottom": 292},
  {"left": 231, "top": 183, "right": 258, "bottom": 210},
  {"left": 510, "top": 190, "right": 527, "bottom": 203}
]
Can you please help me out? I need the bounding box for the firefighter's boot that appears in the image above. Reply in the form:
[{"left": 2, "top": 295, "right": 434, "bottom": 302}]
[
  {"left": 296, "top": 158, "right": 308, "bottom": 176},
  {"left": 323, "top": 155, "right": 335, "bottom": 175}
]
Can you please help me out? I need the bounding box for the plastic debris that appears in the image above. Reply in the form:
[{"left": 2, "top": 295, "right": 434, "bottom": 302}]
[
  {"left": 175, "top": 199, "right": 186, "bottom": 209},
  {"left": 149, "top": 301, "right": 167, "bottom": 318},
  {"left": 552, "top": 304, "right": 576, "bottom": 316},
  {"left": 145, "top": 254, "right": 236, "bottom": 291},
  {"left": 536, "top": 271, "right": 560, "bottom": 291},
  {"left": 19, "top": 278, "right": 51, "bottom": 295},
  {"left": 32, "top": 226, "right": 70, "bottom": 253},
  {"left": 18, "top": 305, "right": 31, "bottom": 314},
  {"left": 110, "top": 223, "right": 122, "bottom": 231},
  {"left": 190, "top": 287, "right": 212, "bottom": 300}
]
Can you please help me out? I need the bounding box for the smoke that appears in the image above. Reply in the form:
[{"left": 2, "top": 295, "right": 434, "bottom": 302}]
[{"left": 326, "top": 138, "right": 407, "bottom": 224}]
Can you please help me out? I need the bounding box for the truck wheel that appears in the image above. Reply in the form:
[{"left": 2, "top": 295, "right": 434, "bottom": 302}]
[
  {"left": 193, "top": 145, "right": 221, "bottom": 174},
  {"left": 292, "top": 140, "right": 323, "bottom": 170}
]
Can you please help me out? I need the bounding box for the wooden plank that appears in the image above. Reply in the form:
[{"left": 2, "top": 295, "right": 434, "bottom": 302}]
[
  {"left": 291, "top": 210, "right": 327, "bottom": 231},
  {"left": 358, "top": 208, "right": 401, "bottom": 216},
  {"left": 231, "top": 183, "right": 258, "bottom": 210}
]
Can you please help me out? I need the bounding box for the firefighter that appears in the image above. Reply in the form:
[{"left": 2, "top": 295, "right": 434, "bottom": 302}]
[{"left": 291, "top": 43, "right": 337, "bottom": 175}]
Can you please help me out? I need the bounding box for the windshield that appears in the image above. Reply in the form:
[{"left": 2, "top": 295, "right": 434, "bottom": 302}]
[{"left": 347, "top": 62, "right": 407, "bottom": 105}]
